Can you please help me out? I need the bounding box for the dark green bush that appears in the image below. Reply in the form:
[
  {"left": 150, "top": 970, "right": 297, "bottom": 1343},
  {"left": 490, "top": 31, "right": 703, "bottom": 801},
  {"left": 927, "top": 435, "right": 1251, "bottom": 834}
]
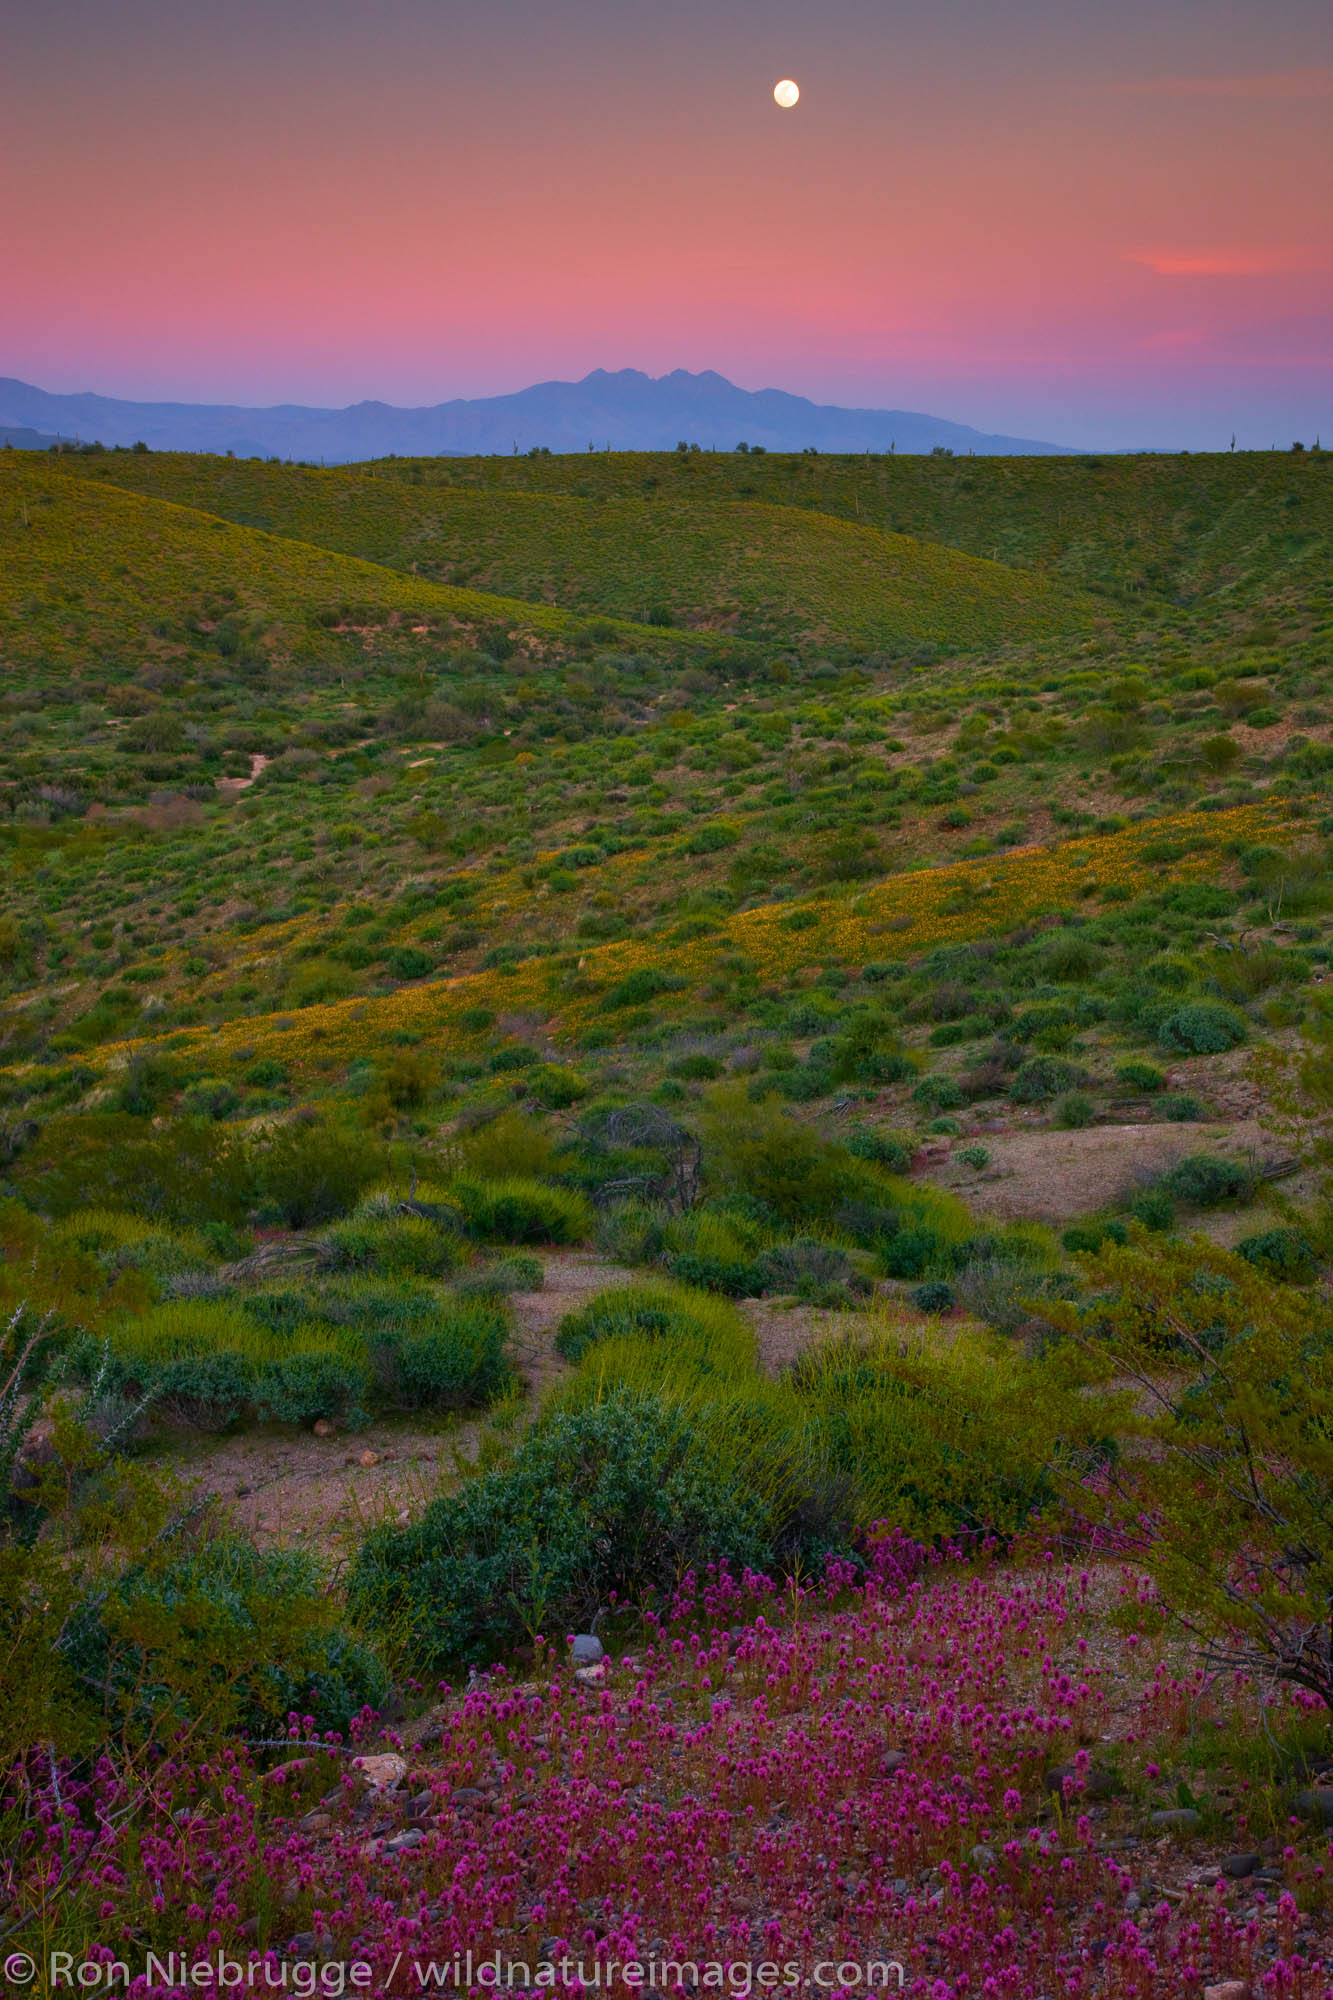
[
  {"left": 1010, "top": 1056, "right": 1084, "bottom": 1104},
  {"left": 387, "top": 945, "right": 434, "bottom": 980},
  {"left": 349, "top": 1392, "right": 770, "bottom": 1666},
  {"left": 1062, "top": 1218, "right": 1128, "bottom": 1254},
  {"left": 371, "top": 1304, "right": 514, "bottom": 1410},
  {"left": 1160, "top": 1093, "right": 1205, "bottom": 1122},
  {"left": 669, "top": 1054, "right": 723, "bottom": 1081},
  {"left": 847, "top": 1126, "right": 914, "bottom": 1171},
  {"left": 1130, "top": 1189, "right": 1176, "bottom": 1230},
  {"left": 1235, "top": 1227, "right": 1318, "bottom": 1282},
  {"left": 1157, "top": 1002, "right": 1247, "bottom": 1055},
  {"left": 1116, "top": 1060, "right": 1165, "bottom": 1093},
  {"left": 664, "top": 1251, "right": 759, "bottom": 1296},
  {"left": 253, "top": 1350, "right": 367, "bottom": 1427},
  {"left": 752, "top": 1240, "right": 858, "bottom": 1298},
  {"left": 878, "top": 1225, "right": 943, "bottom": 1280},
  {"left": 453, "top": 1174, "right": 592, "bottom": 1243},
  {"left": 911, "top": 1280, "right": 955, "bottom": 1312},
  {"left": 912, "top": 1074, "right": 963, "bottom": 1113},
  {"left": 12, "top": 1114, "right": 246, "bottom": 1226},
  {"left": 1160, "top": 1153, "right": 1253, "bottom": 1207}
]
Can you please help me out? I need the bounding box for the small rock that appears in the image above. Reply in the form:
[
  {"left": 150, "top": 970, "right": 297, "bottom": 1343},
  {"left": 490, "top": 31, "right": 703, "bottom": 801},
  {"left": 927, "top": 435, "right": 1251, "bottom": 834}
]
[
  {"left": 358, "top": 1449, "right": 380, "bottom": 1468},
  {"left": 1203, "top": 1983, "right": 1251, "bottom": 2000},
  {"left": 353, "top": 1752, "right": 406, "bottom": 1790},
  {"left": 299, "top": 1810, "right": 332, "bottom": 1833},
  {"left": 289, "top": 1934, "right": 316, "bottom": 1957},
  {"left": 1150, "top": 1808, "right": 1200, "bottom": 1831},
  {"left": 1124, "top": 1892, "right": 1141, "bottom": 1913},
  {"left": 880, "top": 1749, "right": 908, "bottom": 1775},
  {"left": 407, "top": 1789, "right": 435, "bottom": 1819},
  {"left": 571, "top": 1633, "right": 604, "bottom": 1666},
  {"left": 450, "top": 1786, "right": 484, "bottom": 1806},
  {"left": 969, "top": 1844, "right": 996, "bottom": 1871},
  {"left": 1221, "top": 1852, "right": 1262, "bottom": 1879},
  {"left": 313, "top": 1419, "right": 334, "bottom": 1437},
  {"left": 1294, "top": 1786, "right": 1333, "bottom": 1825},
  {"left": 383, "top": 1827, "right": 423, "bottom": 1854},
  {"left": 573, "top": 1663, "right": 606, "bottom": 1685},
  {"left": 235, "top": 1484, "right": 251, "bottom": 1498}
]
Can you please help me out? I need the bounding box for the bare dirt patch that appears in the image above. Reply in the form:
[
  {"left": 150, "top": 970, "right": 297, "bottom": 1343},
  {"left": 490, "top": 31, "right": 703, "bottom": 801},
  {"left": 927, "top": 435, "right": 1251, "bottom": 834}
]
[{"left": 933, "top": 1117, "right": 1276, "bottom": 1223}]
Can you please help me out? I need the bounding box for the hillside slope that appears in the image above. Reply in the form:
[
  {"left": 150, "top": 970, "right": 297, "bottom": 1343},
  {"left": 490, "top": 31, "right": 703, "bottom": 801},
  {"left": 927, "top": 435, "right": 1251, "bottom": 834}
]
[{"left": 67, "top": 454, "right": 1095, "bottom": 651}]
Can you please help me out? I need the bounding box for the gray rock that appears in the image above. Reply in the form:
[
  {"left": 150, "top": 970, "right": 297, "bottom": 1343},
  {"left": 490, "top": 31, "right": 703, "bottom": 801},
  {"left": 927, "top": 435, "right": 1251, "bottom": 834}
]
[
  {"left": 1124, "top": 1893, "right": 1141, "bottom": 1913},
  {"left": 571, "top": 1634, "right": 604, "bottom": 1666},
  {"left": 1295, "top": 1787, "right": 1333, "bottom": 1825},
  {"left": 383, "top": 1827, "right": 424, "bottom": 1854},
  {"left": 880, "top": 1749, "right": 908, "bottom": 1775},
  {"left": 1221, "top": 1852, "right": 1262, "bottom": 1879},
  {"left": 1150, "top": 1808, "right": 1201, "bottom": 1831},
  {"left": 969, "top": 1844, "right": 997, "bottom": 1870}
]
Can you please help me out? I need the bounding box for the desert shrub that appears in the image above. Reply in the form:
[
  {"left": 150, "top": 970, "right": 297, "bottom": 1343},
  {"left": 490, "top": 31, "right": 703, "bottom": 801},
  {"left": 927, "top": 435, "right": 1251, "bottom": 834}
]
[
  {"left": 253, "top": 1350, "right": 368, "bottom": 1427},
  {"left": 911, "top": 1280, "right": 955, "bottom": 1312},
  {"left": 669, "top": 1053, "right": 723, "bottom": 1081},
  {"left": 349, "top": 1390, "right": 770, "bottom": 1666},
  {"left": 1054, "top": 1091, "right": 1096, "bottom": 1129},
  {"left": 452, "top": 1174, "right": 592, "bottom": 1244},
  {"left": 555, "top": 1281, "right": 755, "bottom": 1375},
  {"left": 63, "top": 1537, "right": 388, "bottom": 1739},
  {"left": 912, "top": 1074, "right": 964, "bottom": 1113},
  {"left": 956, "top": 1144, "right": 990, "bottom": 1170},
  {"left": 951, "top": 1253, "right": 1052, "bottom": 1333},
  {"left": 387, "top": 945, "right": 434, "bottom": 980},
  {"left": 247, "top": 1122, "right": 385, "bottom": 1227},
  {"left": 459, "top": 1110, "right": 557, "bottom": 1180},
  {"left": 370, "top": 1302, "right": 513, "bottom": 1410},
  {"left": 180, "top": 1077, "right": 240, "bottom": 1121},
  {"left": 1130, "top": 1187, "right": 1176, "bottom": 1230},
  {"left": 1039, "top": 933, "right": 1103, "bottom": 982},
  {"left": 789, "top": 1329, "right": 1058, "bottom": 1540},
  {"left": 1160, "top": 1153, "right": 1253, "bottom": 1207},
  {"left": 593, "top": 1201, "right": 667, "bottom": 1265},
  {"left": 1159, "top": 1093, "right": 1205, "bottom": 1122},
  {"left": 1062, "top": 1218, "right": 1128, "bottom": 1254},
  {"left": 1235, "top": 1227, "right": 1319, "bottom": 1283},
  {"left": 751, "top": 1239, "right": 859, "bottom": 1301},
  {"left": 877, "top": 1225, "right": 943, "bottom": 1281},
  {"left": 847, "top": 1126, "right": 915, "bottom": 1171},
  {"left": 700, "top": 1087, "right": 848, "bottom": 1222},
  {"left": 599, "top": 968, "right": 681, "bottom": 1011},
  {"left": 1010, "top": 1056, "right": 1084, "bottom": 1104},
  {"left": 316, "top": 1214, "right": 460, "bottom": 1278},
  {"left": 1034, "top": 1235, "right": 1333, "bottom": 1709},
  {"left": 524, "top": 1063, "right": 589, "bottom": 1109},
  {"left": 455, "top": 1253, "right": 543, "bottom": 1299},
  {"left": 1116, "top": 1063, "right": 1165, "bottom": 1108},
  {"left": 1157, "top": 1002, "right": 1247, "bottom": 1055},
  {"left": 12, "top": 1114, "right": 247, "bottom": 1227}
]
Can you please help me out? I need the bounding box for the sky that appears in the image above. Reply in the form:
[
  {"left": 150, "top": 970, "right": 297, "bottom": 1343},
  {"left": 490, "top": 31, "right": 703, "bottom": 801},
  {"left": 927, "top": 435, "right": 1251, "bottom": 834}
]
[{"left": 4, "top": 0, "right": 1331, "bottom": 449}]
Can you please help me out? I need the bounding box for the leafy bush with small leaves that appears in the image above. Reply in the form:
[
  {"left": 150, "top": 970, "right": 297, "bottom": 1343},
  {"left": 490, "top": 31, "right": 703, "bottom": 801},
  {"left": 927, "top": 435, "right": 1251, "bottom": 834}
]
[
  {"left": 1116, "top": 1060, "right": 1165, "bottom": 1093},
  {"left": 1054, "top": 1091, "right": 1096, "bottom": 1129},
  {"left": 1010, "top": 1057, "right": 1085, "bottom": 1104},
  {"left": 1235, "top": 1227, "right": 1318, "bottom": 1282},
  {"left": 1160, "top": 1153, "right": 1253, "bottom": 1208},
  {"left": 317, "top": 1214, "right": 460, "bottom": 1278},
  {"left": 1157, "top": 1002, "right": 1247, "bottom": 1055}
]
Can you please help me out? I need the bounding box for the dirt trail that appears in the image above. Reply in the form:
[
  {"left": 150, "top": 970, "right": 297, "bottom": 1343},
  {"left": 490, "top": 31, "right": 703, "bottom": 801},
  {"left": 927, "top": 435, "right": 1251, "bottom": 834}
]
[{"left": 927, "top": 1117, "right": 1277, "bottom": 1222}]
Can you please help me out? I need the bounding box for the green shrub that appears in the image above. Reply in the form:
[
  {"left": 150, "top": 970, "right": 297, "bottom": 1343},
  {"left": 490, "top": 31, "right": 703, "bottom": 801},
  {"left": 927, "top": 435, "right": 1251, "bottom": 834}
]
[
  {"left": 1062, "top": 1218, "right": 1128, "bottom": 1253},
  {"left": 1116, "top": 1060, "right": 1165, "bottom": 1093},
  {"left": 878, "top": 1225, "right": 943, "bottom": 1280},
  {"left": 349, "top": 1390, "right": 770, "bottom": 1666},
  {"left": 1235, "top": 1227, "right": 1318, "bottom": 1283},
  {"left": 911, "top": 1280, "right": 954, "bottom": 1312},
  {"left": 64, "top": 1537, "right": 388, "bottom": 1738},
  {"left": 669, "top": 1053, "right": 723, "bottom": 1081},
  {"left": 455, "top": 1253, "right": 544, "bottom": 1299},
  {"left": 847, "top": 1126, "right": 915, "bottom": 1172},
  {"left": 1130, "top": 1188, "right": 1176, "bottom": 1230},
  {"left": 371, "top": 1302, "right": 514, "bottom": 1410},
  {"left": 1159, "top": 1093, "right": 1205, "bottom": 1122},
  {"left": 525, "top": 1063, "right": 589, "bottom": 1109},
  {"left": 555, "top": 1281, "right": 755, "bottom": 1374},
  {"left": 1010, "top": 1056, "right": 1084, "bottom": 1103},
  {"left": 317, "top": 1214, "right": 460, "bottom": 1278},
  {"left": 912, "top": 1074, "right": 964, "bottom": 1113},
  {"left": 956, "top": 1143, "right": 990, "bottom": 1170},
  {"left": 1157, "top": 1002, "right": 1247, "bottom": 1055},
  {"left": 1054, "top": 1091, "right": 1096, "bottom": 1129},
  {"left": 387, "top": 945, "right": 434, "bottom": 980},
  {"left": 752, "top": 1239, "right": 859, "bottom": 1300},
  {"left": 247, "top": 1122, "right": 385, "bottom": 1227},
  {"left": 453, "top": 1174, "right": 592, "bottom": 1244},
  {"left": 12, "top": 1114, "right": 247, "bottom": 1226},
  {"left": 253, "top": 1350, "right": 368, "bottom": 1427},
  {"left": 1160, "top": 1153, "right": 1253, "bottom": 1207}
]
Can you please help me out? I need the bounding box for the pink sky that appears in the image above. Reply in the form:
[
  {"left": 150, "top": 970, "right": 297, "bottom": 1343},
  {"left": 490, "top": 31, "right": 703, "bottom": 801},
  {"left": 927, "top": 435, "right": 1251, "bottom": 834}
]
[{"left": 4, "top": 0, "right": 1330, "bottom": 447}]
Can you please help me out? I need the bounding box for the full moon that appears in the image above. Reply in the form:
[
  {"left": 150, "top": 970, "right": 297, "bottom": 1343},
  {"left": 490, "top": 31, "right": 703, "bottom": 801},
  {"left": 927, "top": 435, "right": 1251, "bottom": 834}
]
[{"left": 773, "top": 78, "right": 800, "bottom": 108}]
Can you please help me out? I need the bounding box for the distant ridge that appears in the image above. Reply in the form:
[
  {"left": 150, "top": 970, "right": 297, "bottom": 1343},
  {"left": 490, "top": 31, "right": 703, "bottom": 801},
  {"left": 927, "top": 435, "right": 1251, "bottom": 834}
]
[{"left": 0, "top": 368, "right": 1078, "bottom": 462}]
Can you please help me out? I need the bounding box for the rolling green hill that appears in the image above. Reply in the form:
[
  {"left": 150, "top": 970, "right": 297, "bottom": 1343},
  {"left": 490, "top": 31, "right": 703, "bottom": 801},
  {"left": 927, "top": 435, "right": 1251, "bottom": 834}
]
[
  {"left": 0, "top": 456, "right": 703, "bottom": 685},
  {"left": 64, "top": 452, "right": 1095, "bottom": 651}
]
